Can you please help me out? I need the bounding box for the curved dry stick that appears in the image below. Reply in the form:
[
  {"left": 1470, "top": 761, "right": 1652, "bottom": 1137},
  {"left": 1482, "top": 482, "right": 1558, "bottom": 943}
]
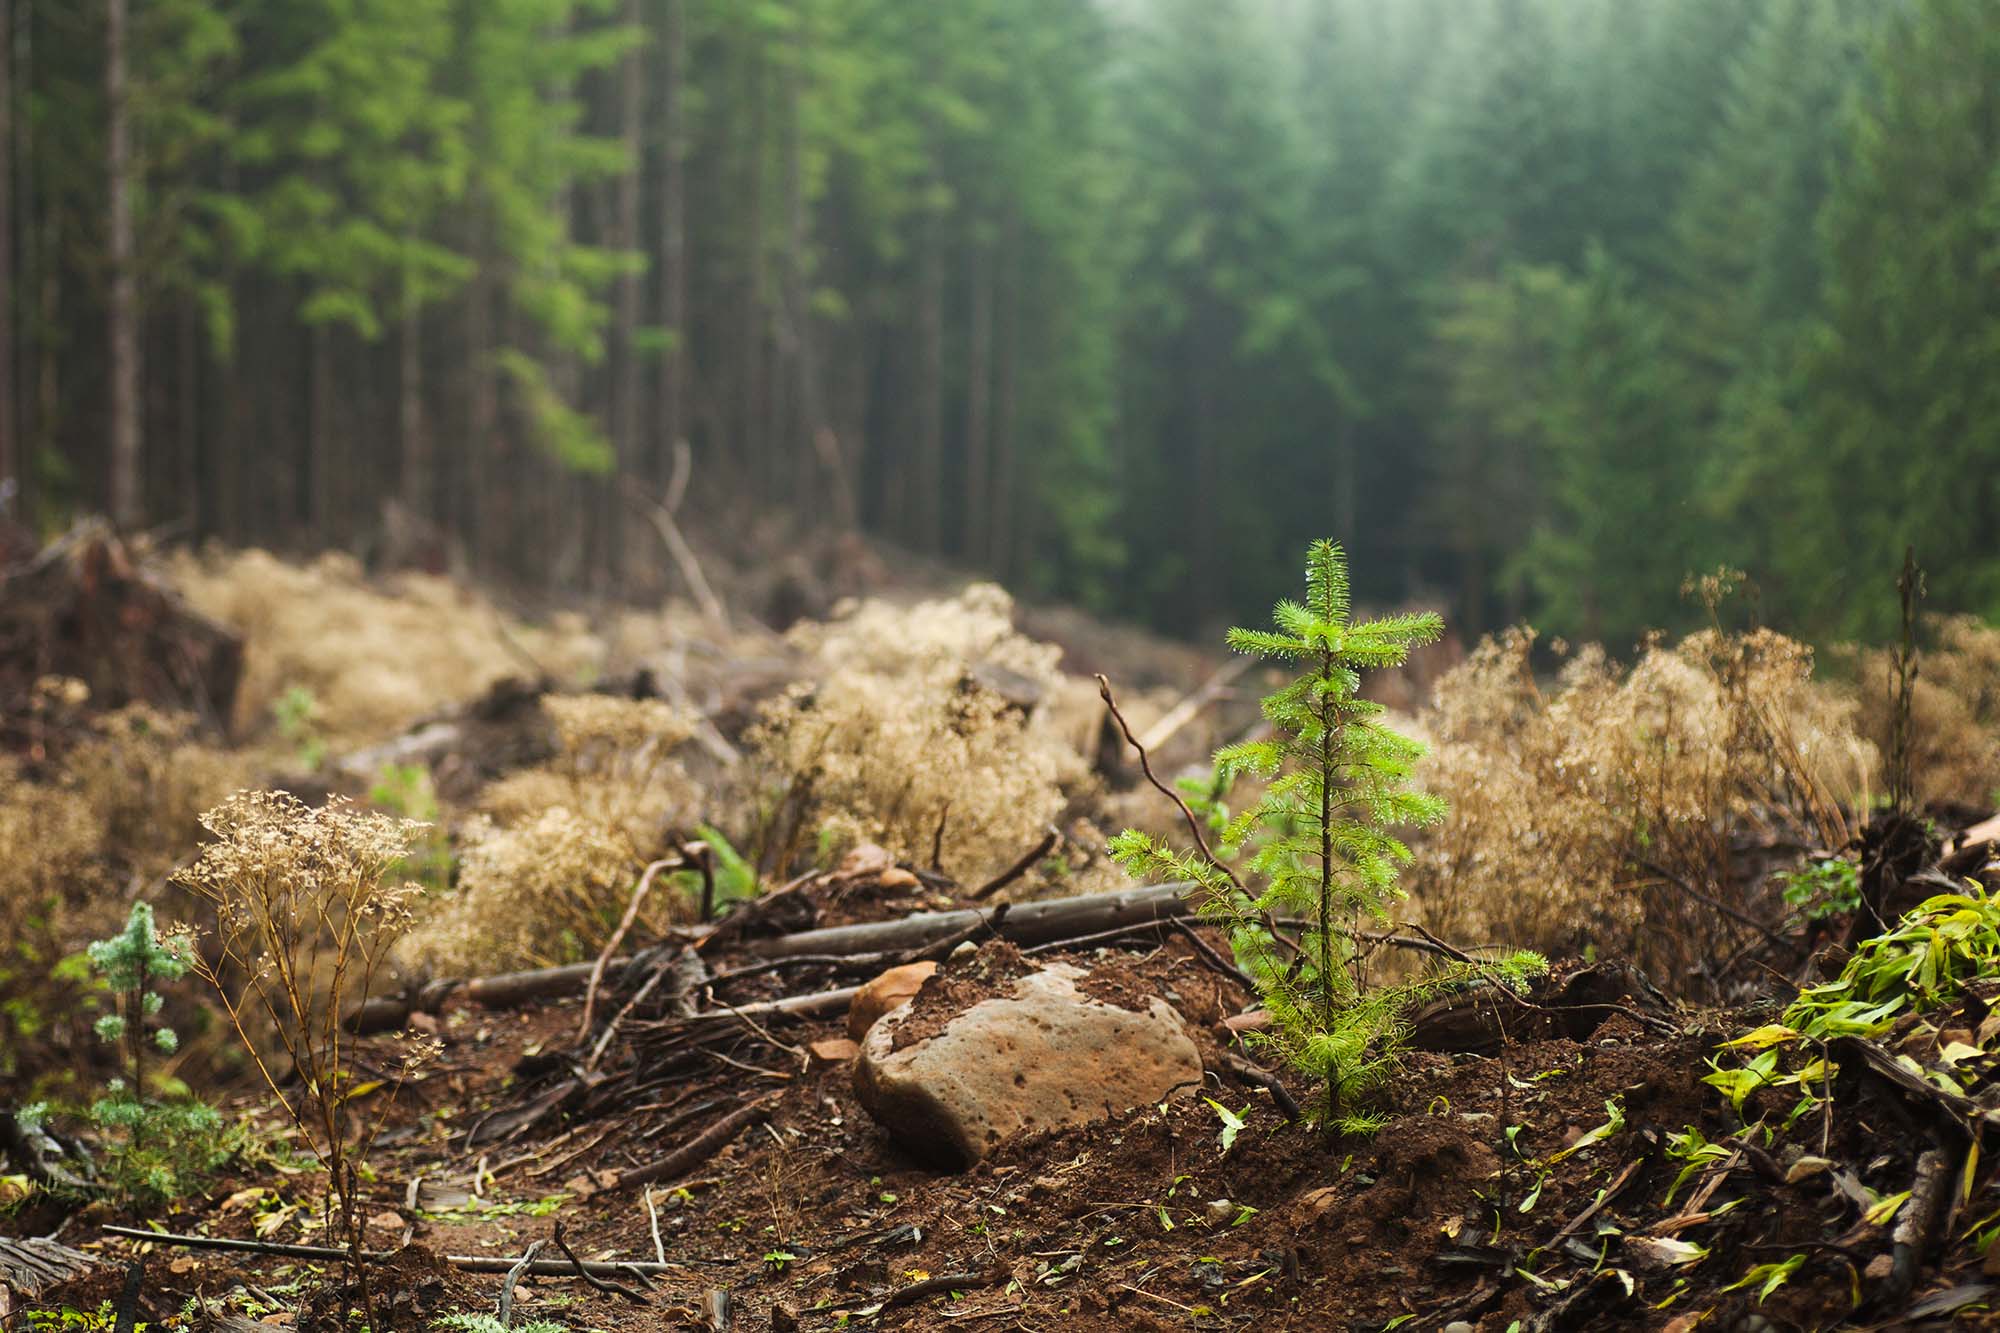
[
  {"left": 1095, "top": 674, "right": 1242, "bottom": 893},
  {"left": 577, "top": 857, "right": 682, "bottom": 1043},
  {"left": 551, "top": 1220, "right": 649, "bottom": 1304},
  {"left": 497, "top": 1239, "right": 548, "bottom": 1326}
]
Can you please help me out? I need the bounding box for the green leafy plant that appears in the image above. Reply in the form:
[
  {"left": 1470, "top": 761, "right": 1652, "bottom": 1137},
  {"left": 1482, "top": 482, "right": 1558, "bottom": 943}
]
[
  {"left": 1111, "top": 539, "right": 1543, "bottom": 1131},
  {"left": 1704, "top": 882, "right": 2000, "bottom": 1128},
  {"left": 20, "top": 1302, "right": 145, "bottom": 1332},
  {"left": 273, "top": 686, "right": 327, "bottom": 770},
  {"left": 82, "top": 901, "right": 227, "bottom": 1203},
  {"left": 370, "top": 762, "right": 454, "bottom": 890},
  {"left": 431, "top": 1315, "right": 567, "bottom": 1333},
  {"left": 1780, "top": 857, "right": 1861, "bottom": 922}
]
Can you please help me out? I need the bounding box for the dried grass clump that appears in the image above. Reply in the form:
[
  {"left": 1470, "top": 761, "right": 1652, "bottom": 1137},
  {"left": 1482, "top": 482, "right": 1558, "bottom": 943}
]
[
  {"left": 748, "top": 584, "right": 1091, "bottom": 878},
  {"left": 62, "top": 702, "right": 250, "bottom": 880},
  {"left": 479, "top": 695, "right": 699, "bottom": 846},
  {"left": 1408, "top": 627, "right": 1874, "bottom": 992},
  {"left": 409, "top": 694, "right": 701, "bottom": 973},
  {"left": 169, "top": 547, "right": 602, "bottom": 744},
  {"left": 408, "top": 810, "right": 647, "bottom": 973},
  {"left": 1849, "top": 615, "right": 2000, "bottom": 810}
]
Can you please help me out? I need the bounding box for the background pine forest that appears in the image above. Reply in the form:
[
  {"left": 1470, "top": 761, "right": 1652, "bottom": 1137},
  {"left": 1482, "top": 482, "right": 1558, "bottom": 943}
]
[{"left": 5, "top": 0, "right": 1997, "bottom": 648}]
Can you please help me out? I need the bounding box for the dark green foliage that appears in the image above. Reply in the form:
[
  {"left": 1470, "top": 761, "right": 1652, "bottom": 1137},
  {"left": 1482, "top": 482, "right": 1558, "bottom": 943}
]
[
  {"left": 8, "top": 0, "right": 2000, "bottom": 649},
  {"left": 1112, "top": 540, "right": 1543, "bottom": 1131}
]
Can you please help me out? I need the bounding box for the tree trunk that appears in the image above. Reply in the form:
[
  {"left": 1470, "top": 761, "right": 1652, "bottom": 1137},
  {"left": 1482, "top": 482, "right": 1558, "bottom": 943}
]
[
  {"left": 399, "top": 291, "right": 427, "bottom": 521},
  {"left": 914, "top": 202, "right": 943, "bottom": 554},
  {"left": 310, "top": 321, "right": 335, "bottom": 539},
  {"left": 990, "top": 212, "right": 1020, "bottom": 581},
  {"left": 106, "top": 0, "right": 141, "bottom": 528},
  {"left": 775, "top": 15, "right": 850, "bottom": 528},
  {"left": 464, "top": 253, "right": 495, "bottom": 573},
  {"left": 737, "top": 43, "right": 767, "bottom": 499},
  {"left": 653, "top": 0, "right": 687, "bottom": 477},
  {"left": 0, "top": 0, "right": 14, "bottom": 516},
  {"left": 607, "top": 0, "right": 641, "bottom": 590},
  {"left": 960, "top": 231, "right": 993, "bottom": 564},
  {"left": 178, "top": 299, "right": 197, "bottom": 531}
]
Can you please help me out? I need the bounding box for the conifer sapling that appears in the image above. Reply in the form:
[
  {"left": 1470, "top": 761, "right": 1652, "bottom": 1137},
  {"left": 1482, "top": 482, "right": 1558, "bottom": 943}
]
[
  {"left": 85, "top": 900, "right": 225, "bottom": 1201},
  {"left": 1111, "top": 539, "right": 1539, "bottom": 1132}
]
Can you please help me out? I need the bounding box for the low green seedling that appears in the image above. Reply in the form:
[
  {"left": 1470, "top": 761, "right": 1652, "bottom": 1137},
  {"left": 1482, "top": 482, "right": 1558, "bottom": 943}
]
[{"left": 77, "top": 902, "right": 227, "bottom": 1203}]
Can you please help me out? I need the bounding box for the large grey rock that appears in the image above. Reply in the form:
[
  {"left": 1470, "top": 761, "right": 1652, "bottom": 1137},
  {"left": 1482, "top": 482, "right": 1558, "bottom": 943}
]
[{"left": 853, "top": 962, "right": 1202, "bottom": 1165}]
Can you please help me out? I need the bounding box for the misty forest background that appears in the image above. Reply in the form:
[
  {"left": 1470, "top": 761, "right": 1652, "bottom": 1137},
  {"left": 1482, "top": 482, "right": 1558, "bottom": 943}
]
[{"left": 2, "top": 0, "right": 1995, "bottom": 650}]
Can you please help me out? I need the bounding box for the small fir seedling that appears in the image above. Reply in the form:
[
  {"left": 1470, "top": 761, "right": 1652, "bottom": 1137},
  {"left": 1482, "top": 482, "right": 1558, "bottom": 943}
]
[
  {"left": 1112, "top": 539, "right": 1541, "bottom": 1131},
  {"left": 84, "top": 901, "right": 226, "bottom": 1202}
]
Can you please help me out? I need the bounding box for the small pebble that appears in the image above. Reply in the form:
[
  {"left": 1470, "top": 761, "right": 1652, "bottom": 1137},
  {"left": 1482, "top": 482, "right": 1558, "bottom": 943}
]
[{"left": 1443, "top": 1323, "right": 1476, "bottom": 1333}]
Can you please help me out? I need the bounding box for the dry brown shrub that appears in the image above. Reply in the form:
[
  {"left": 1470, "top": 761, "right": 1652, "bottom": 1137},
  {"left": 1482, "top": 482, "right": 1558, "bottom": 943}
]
[
  {"left": 1848, "top": 615, "right": 2000, "bottom": 810},
  {"left": 477, "top": 694, "right": 699, "bottom": 849},
  {"left": 1407, "top": 627, "right": 1874, "bottom": 993},
  {"left": 405, "top": 694, "right": 701, "bottom": 973},
  {"left": 407, "top": 810, "right": 647, "bottom": 974},
  {"left": 168, "top": 546, "right": 602, "bottom": 744},
  {"left": 747, "top": 584, "right": 1091, "bottom": 880},
  {"left": 62, "top": 701, "right": 251, "bottom": 880},
  {"left": 176, "top": 790, "right": 439, "bottom": 1271}
]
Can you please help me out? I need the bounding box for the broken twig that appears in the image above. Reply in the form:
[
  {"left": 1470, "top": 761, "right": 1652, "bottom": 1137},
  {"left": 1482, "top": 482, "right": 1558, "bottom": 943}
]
[{"left": 610, "top": 1099, "right": 777, "bottom": 1191}]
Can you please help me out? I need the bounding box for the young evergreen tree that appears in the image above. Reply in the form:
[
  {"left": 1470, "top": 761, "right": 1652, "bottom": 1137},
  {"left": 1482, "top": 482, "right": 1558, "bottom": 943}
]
[
  {"left": 83, "top": 900, "right": 226, "bottom": 1202},
  {"left": 1111, "top": 540, "right": 1538, "bottom": 1131}
]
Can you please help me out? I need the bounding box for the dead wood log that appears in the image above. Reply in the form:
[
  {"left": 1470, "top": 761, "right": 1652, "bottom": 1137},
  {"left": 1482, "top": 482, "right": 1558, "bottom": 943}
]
[
  {"left": 356, "top": 882, "right": 1201, "bottom": 1032},
  {"left": 348, "top": 951, "right": 672, "bottom": 1034},
  {"left": 0, "top": 1106, "right": 96, "bottom": 1193},
  {"left": 358, "top": 888, "right": 1200, "bottom": 1032},
  {"left": 745, "top": 881, "right": 1197, "bottom": 960},
  {"left": 0, "top": 1236, "right": 99, "bottom": 1309},
  {"left": 98, "top": 1227, "right": 678, "bottom": 1280}
]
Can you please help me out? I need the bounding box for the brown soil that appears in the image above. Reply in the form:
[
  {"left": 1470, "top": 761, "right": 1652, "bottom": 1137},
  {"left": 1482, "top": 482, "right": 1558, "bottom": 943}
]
[{"left": 20, "top": 919, "right": 1993, "bottom": 1333}]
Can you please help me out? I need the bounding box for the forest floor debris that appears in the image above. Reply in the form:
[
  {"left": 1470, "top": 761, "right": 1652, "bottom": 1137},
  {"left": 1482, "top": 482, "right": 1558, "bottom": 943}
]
[{"left": 7, "top": 536, "right": 2000, "bottom": 1329}]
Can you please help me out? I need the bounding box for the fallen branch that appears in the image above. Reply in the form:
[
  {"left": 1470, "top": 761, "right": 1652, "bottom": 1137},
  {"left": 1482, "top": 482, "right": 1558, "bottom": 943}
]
[
  {"left": 1137, "top": 656, "right": 1253, "bottom": 753},
  {"left": 356, "top": 882, "right": 1204, "bottom": 1033},
  {"left": 1170, "top": 917, "right": 1256, "bottom": 995},
  {"left": 609, "top": 1100, "right": 776, "bottom": 1191},
  {"left": 746, "top": 881, "right": 1196, "bottom": 961},
  {"left": 894, "top": 902, "right": 1009, "bottom": 967},
  {"left": 99, "top": 1226, "right": 682, "bottom": 1279},
  {"left": 578, "top": 858, "right": 683, "bottom": 1042},
  {"left": 1548, "top": 1158, "right": 1643, "bottom": 1246},
  {"left": 496, "top": 1239, "right": 548, "bottom": 1326},
  {"left": 878, "top": 1266, "right": 1009, "bottom": 1312},
  {"left": 625, "top": 477, "right": 727, "bottom": 631}
]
